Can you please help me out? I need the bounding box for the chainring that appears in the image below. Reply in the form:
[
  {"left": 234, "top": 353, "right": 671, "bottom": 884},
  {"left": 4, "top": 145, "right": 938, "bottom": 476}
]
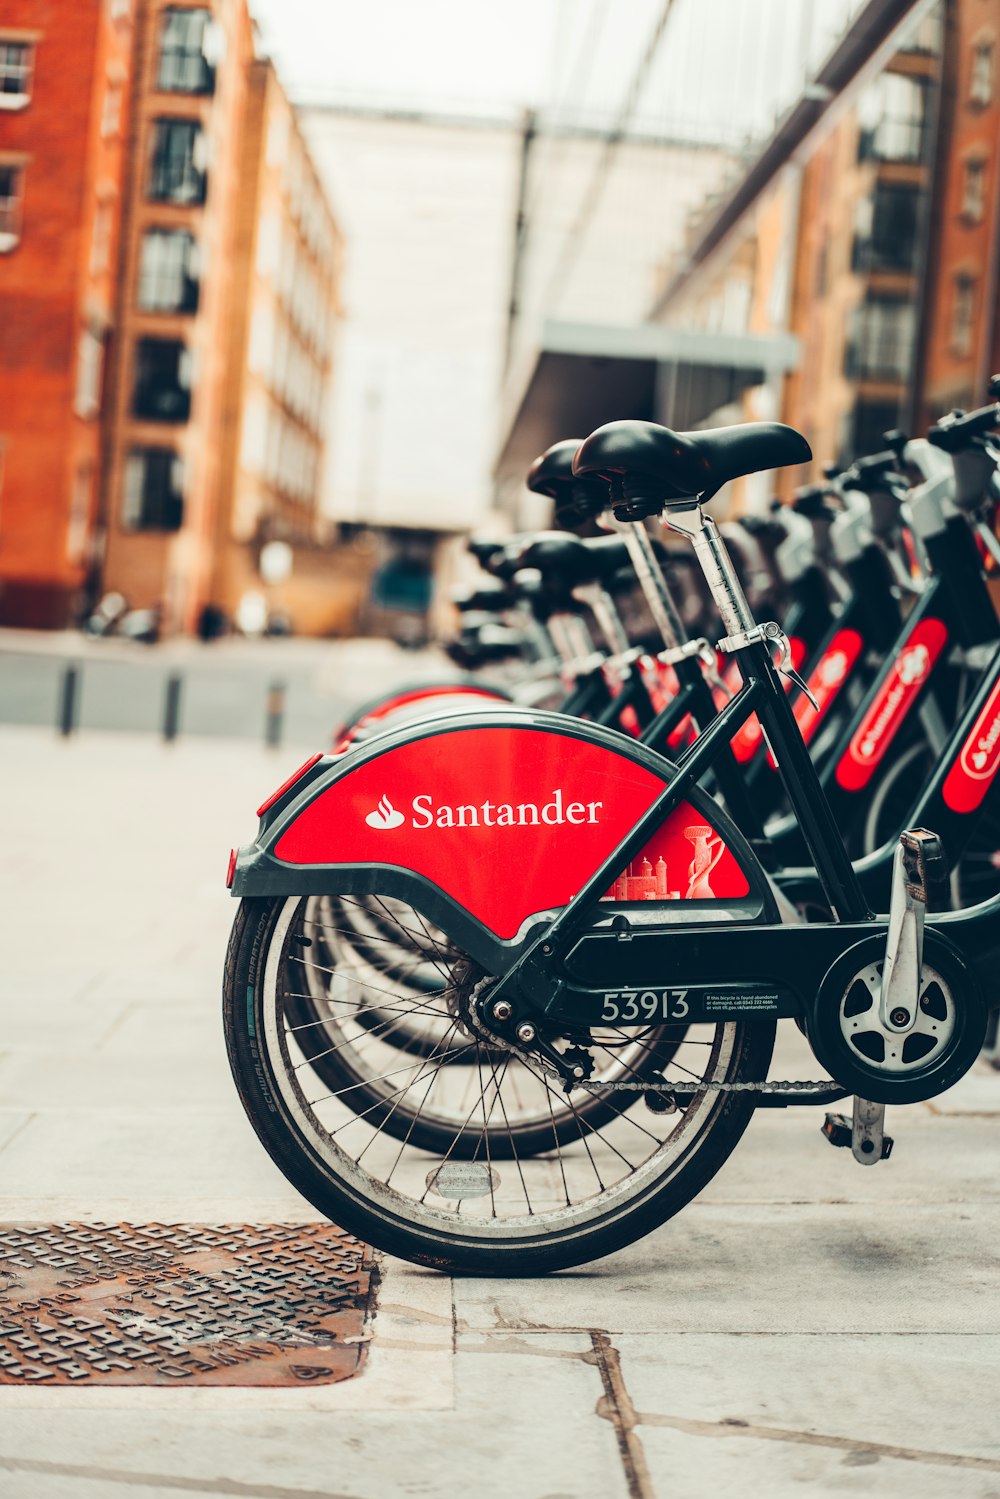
[{"left": 807, "top": 932, "right": 987, "bottom": 1104}]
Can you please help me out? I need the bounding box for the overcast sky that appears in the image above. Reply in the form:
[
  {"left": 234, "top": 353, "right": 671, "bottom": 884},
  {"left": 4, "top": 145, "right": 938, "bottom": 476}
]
[
  {"left": 247, "top": 0, "right": 861, "bottom": 146},
  {"left": 248, "top": 0, "right": 559, "bottom": 113}
]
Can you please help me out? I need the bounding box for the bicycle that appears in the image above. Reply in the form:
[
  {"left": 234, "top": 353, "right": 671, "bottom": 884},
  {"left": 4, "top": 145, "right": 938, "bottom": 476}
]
[{"left": 224, "top": 415, "right": 997, "bottom": 1276}]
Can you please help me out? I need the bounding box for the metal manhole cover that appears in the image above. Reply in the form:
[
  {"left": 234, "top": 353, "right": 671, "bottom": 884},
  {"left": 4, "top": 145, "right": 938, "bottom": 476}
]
[{"left": 0, "top": 1223, "right": 374, "bottom": 1386}]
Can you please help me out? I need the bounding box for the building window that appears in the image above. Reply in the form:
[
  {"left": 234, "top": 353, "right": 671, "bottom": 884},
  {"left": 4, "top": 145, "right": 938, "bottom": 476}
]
[
  {"left": 132, "top": 338, "right": 192, "bottom": 422},
  {"left": 961, "top": 156, "right": 987, "bottom": 221},
  {"left": 857, "top": 73, "right": 926, "bottom": 163},
  {"left": 845, "top": 298, "right": 916, "bottom": 382},
  {"left": 90, "top": 198, "right": 114, "bottom": 274},
  {"left": 0, "top": 41, "right": 33, "bottom": 109},
  {"left": 853, "top": 183, "right": 919, "bottom": 275},
  {"left": 75, "top": 327, "right": 106, "bottom": 418},
  {"left": 122, "top": 448, "right": 184, "bottom": 531},
  {"left": 951, "top": 273, "right": 977, "bottom": 356},
  {"left": 101, "top": 79, "right": 123, "bottom": 137},
  {"left": 971, "top": 39, "right": 995, "bottom": 106},
  {"left": 67, "top": 464, "right": 93, "bottom": 563},
  {"left": 847, "top": 401, "right": 901, "bottom": 464},
  {"left": 137, "top": 229, "right": 199, "bottom": 312},
  {"left": 0, "top": 162, "right": 23, "bottom": 251},
  {"left": 147, "top": 119, "right": 207, "bottom": 205},
  {"left": 157, "top": 9, "right": 215, "bottom": 94}
]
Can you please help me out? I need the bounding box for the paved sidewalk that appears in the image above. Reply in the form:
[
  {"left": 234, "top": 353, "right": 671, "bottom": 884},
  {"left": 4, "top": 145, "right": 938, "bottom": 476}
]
[{"left": 1, "top": 726, "right": 999, "bottom": 1498}]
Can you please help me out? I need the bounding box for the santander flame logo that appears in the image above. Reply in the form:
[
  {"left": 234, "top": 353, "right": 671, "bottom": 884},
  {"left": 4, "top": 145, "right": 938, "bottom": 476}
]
[
  {"left": 365, "top": 793, "right": 405, "bottom": 830},
  {"left": 897, "top": 643, "right": 930, "bottom": 688}
]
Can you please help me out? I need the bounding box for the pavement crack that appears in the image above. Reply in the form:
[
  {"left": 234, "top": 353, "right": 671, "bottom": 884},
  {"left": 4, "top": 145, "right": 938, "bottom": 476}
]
[
  {"left": 375, "top": 1301, "right": 452, "bottom": 1328},
  {"left": 0, "top": 1112, "right": 35, "bottom": 1154},
  {"left": 590, "top": 1330, "right": 655, "bottom": 1499},
  {"left": 632, "top": 1410, "right": 1000, "bottom": 1471},
  {"left": 0, "top": 1455, "right": 364, "bottom": 1499},
  {"left": 464, "top": 1333, "right": 594, "bottom": 1362}
]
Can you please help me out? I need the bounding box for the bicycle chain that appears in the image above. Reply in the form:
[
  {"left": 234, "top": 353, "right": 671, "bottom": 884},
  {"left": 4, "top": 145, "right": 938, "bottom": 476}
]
[
  {"left": 576, "top": 1078, "right": 839, "bottom": 1094},
  {"left": 466, "top": 979, "right": 838, "bottom": 1095}
]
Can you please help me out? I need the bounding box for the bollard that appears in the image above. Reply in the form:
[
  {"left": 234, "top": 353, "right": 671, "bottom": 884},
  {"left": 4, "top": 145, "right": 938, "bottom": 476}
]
[
  {"left": 266, "top": 680, "right": 286, "bottom": 748},
  {"left": 58, "top": 663, "right": 80, "bottom": 737},
  {"left": 163, "top": 673, "right": 183, "bottom": 742}
]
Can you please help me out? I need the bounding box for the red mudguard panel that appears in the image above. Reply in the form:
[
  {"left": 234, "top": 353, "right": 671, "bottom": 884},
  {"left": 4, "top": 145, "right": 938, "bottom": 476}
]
[
  {"left": 790, "top": 628, "right": 864, "bottom": 747},
  {"left": 273, "top": 725, "right": 749, "bottom": 939},
  {"left": 942, "top": 673, "right": 1000, "bottom": 813},
  {"left": 835, "top": 619, "right": 948, "bottom": 792},
  {"left": 725, "top": 636, "right": 807, "bottom": 764},
  {"left": 357, "top": 684, "right": 508, "bottom": 725}
]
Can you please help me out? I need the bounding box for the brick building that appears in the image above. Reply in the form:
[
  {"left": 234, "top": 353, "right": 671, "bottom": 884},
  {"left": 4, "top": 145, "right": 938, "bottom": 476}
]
[
  {"left": 99, "top": 0, "right": 256, "bottom": 635},
  {"left": 209, "top": 58, "right": 352, "bottom": 636},
  {"left": 920, "top": 0, "right": 1000, "bottom": 420},
  {"left": 0, "top": 0, "right": 346, "bottom": 636},
  {"left": 0, "top": 0, "right": 136, "bottom": 627}
]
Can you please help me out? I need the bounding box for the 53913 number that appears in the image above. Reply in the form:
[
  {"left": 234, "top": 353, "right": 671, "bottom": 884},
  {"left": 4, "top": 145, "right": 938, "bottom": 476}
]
[{"left": 601, "top": 989, "right": 690, "bottom": 1022}]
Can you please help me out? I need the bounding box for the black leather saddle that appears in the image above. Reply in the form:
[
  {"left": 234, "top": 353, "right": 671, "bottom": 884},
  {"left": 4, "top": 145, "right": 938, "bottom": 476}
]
[
  {"left": 527, "top": 438, "right": 609, "bottom": 527},
  {"left": 573, "top": 419, "right": 812, "bottom": 509},
  {"left": 467, "top": 535, "right": 509, "bottom": 567},
  {"left": 451, "top": 580, "right": 514, "bottom": 613},
  {"left": 512, "top": 531, "right": 657, "bottom": 592}
]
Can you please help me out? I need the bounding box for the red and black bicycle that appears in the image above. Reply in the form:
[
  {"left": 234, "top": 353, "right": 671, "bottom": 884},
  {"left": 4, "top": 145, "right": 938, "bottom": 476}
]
[{"left": 223, "top": 414, "right": 1000, "bottom": 1276}]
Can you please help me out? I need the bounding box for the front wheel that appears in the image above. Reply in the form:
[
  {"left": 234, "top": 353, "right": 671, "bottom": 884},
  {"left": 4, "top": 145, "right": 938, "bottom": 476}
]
[{"left": 224, "top": 895, "right": 776, "bottom": 1276}]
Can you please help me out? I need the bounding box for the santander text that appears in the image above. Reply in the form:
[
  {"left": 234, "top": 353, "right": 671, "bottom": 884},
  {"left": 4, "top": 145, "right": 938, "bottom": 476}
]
[{"left": 411, "top": 789, "right": 602, "bottom": 830}]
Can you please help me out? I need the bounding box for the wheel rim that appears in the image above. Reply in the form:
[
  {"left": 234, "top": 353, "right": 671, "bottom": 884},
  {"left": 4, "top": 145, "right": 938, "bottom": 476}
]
[{"left": 262, "top": 895, "right": 753, "bottom": 1244}]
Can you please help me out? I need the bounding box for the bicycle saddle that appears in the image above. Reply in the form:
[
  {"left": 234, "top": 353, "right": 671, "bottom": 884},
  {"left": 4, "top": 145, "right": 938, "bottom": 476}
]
[
  {"left": 527, "top": 438, "right": 609, "bottom": 526},
  {"left": 526, "top": 439, "right": 582, "bottom": 494},
  {"left": 514, "top": 531, "right": 659, "bottom": 591},
  {"left": 792, "top": 483, "right": 839, "bottom": 523},
  {"left": 467, "top": 535, "right": 509, "bottom": 567},
  {"left": 451, "top": 581, "right": 515, "bottom": 613},
  {"left": 573, "top": 419, "right": 812, "bottom": 509}
]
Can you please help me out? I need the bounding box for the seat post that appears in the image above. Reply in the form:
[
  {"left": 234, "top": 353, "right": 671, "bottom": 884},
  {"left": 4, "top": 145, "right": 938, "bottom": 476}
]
[
  {"left": 572, "top": 585, "right": 631, "bottom": 656},
  {"left": 665, "top": 503, "right": 758, "bottom": 638},
  {"left": 610, "top": 517, "right": 686, "bottom": 650},
  {"left": 547, "top": 612, "right": 595, "bottom": 666}
]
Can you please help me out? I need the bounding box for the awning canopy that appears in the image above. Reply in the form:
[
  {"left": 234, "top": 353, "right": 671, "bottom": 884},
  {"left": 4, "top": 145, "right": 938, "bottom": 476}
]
[{"left": 494, "top": 319, "right": 801, "bottom": 483}]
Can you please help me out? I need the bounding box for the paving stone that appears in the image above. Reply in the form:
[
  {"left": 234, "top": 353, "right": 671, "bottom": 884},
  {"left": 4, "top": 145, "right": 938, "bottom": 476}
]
[
  {"left": 453, "top": 1202, "right": 1000, "bottom": 1336},
  {"left": 0, "top": 1049, "right": 225, "bottom": 1112},
  {"left": 618, "top": 1332, "right": 1000, "bottom": 1496},
  {"left": 0, "top": 1333, "right": 628, "bottom": 1499},
  {"left": 0, "top": 1107, "right": 296, "bottom": 1206}
]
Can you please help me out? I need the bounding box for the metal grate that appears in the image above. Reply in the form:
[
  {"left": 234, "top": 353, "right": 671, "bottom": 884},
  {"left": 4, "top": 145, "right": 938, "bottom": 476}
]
[{"left": 0, "top": 1223, "right": 374, "bottom": 1386}]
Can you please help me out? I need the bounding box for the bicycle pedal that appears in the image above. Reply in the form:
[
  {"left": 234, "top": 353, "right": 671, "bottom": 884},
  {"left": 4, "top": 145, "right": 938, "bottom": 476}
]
[
  {"left": 821, "top": 1112, "right": 852, "bottom": 1148},
  {"left": 644, "top": 1074, "right": 677, "bottom": 1114},
  {"left": 822, "top": 1113, "right": 894, "bottom": 1159},
  {"left": 899, "top": 827, "right": 949, "bottom": 904}
]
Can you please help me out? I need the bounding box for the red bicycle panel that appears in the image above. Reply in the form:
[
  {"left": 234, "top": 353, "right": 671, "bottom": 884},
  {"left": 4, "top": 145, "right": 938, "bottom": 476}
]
[
  {"left": 942, "top": 672, "right": 1000, "bottom": 814},
  {"left": 835, "top": 618, "right": 949, "bottom": 792},
  {"left": 726, "top": 636, "right": 807, "bottom": 764},
  {"left": 356, "top": 684, "right": 508, "bottom": 726},
  {"left": 273, "top": 725, "right": 749, "bottom": 938},
  {"left": 784, "top": 627, "right": 865, "bottom": 753},
  {"left": 602, "top": 814, "right": 749, "bottom": 903}
]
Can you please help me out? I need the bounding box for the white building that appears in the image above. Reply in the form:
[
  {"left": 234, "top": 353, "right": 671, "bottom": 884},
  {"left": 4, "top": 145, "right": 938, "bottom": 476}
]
[{"left": 301, "top": 105, "right": 523, "bottom": 535}]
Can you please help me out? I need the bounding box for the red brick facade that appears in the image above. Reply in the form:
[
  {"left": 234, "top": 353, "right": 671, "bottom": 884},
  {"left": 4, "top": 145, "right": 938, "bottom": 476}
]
[
  {"left": 0, "top": 0, "right": 134, "bottom": 626},
  {"left": 99, "top": 0, "right": 254, "bottom": 635},
  {"left": 920, "top": 0, "right": 1000, "bottom": 420}
]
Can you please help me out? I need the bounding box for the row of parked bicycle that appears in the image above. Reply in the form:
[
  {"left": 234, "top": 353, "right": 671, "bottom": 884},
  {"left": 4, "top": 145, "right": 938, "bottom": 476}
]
[{"left": 222, "top": 384, "right": 1000, "bottom": 1275}]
